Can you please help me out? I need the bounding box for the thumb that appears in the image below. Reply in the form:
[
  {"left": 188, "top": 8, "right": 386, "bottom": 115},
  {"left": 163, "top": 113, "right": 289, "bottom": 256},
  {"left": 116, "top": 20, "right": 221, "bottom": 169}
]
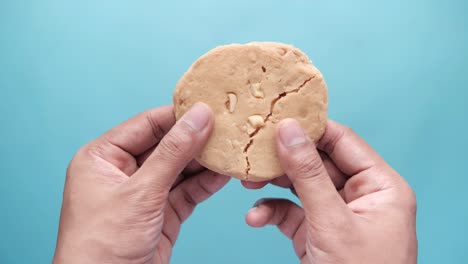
[
  {"left": 275, "top": 119, "right": 350, "bottom": 226},
  {"left": 132, "top": 102, "right": 214, "bottom": 192}
]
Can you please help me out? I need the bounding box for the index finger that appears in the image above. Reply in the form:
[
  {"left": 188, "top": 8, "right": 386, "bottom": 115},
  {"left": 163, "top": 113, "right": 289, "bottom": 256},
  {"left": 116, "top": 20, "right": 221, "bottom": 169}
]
[
  {"left": 98, "top": 105, "right": 175, "bottom": 157},
  {"left": 317, "top": 120, "right": 385, "bottom": 176}
]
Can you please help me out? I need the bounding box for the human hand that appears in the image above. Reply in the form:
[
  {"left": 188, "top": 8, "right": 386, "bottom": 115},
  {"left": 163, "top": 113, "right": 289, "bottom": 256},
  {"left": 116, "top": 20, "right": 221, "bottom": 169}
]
[
  {"left": 243, "top": 119, "right": 417, "bottom": 264},
  {"left": 53, "top": 104, "right": 230, "bottom": 264}
]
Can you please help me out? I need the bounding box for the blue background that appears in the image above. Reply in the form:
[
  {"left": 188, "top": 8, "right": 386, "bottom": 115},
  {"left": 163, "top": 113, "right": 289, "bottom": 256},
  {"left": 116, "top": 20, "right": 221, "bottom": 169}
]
[{"left": 1, "top": 0, "right": 467, "bottom": 263}]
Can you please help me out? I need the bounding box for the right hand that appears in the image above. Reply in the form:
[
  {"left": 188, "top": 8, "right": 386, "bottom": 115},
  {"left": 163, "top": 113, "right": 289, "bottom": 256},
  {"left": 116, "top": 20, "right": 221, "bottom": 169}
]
[{"left": 243, "top": 119, "right": 417, "bottom": 264}]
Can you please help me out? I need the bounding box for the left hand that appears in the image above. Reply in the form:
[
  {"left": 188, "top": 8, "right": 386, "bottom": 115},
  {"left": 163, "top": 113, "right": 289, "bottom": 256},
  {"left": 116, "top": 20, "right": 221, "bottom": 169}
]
[{"left": 53, "top": 104, "right": 230, "bottom": 264}]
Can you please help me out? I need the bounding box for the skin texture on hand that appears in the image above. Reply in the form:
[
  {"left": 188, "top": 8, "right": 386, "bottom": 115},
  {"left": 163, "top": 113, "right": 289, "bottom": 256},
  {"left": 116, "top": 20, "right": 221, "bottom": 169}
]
[
  {"left": 243, "top": 119, "right": 418, "bottom": 264},
  {"left": 53, "top": 104, "right": 230, "bottom": 264}
]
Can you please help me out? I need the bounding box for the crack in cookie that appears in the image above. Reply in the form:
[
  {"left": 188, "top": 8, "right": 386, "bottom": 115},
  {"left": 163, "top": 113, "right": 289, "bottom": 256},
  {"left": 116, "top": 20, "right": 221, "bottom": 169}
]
[{"left": 243, "top": 76, "right": 316, "bottom": 179}]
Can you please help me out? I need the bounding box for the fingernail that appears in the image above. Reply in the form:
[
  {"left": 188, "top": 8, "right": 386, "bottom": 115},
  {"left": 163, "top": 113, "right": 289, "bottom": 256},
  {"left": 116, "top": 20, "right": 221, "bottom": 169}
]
[
  {"left": 279, "top": 119, "right": 306, "bottom": 147},
  {"left": 182, "top": 103, "right": 212, "bottom": 132}
]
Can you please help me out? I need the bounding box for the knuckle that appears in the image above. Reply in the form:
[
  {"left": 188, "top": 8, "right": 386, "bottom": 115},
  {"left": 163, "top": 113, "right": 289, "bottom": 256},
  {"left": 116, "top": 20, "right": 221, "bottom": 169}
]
[
  {"left": 182, "top": 189, "right": 197, "bottom": 207},
  {"left": 344, "top": 175, "right": 363, "bottom": 196},
  {"left": 146, "top": 112, "right": 165, "bottom": 141},
  {"left": 197, "top": 174, "right": 216, "bottom": 196},
  {"left": 391, "top": 176, "right": 417, "bottom": 215},
  {"left": 344, "top": 173, "right": 375, "bottom": 198},
  {"left": 320, "top": 123, "right": 347, "bottom": 154},
  {"left": 290, "top": 151, "right": 324, "bottom": 179},
  {"left": 65, "top": 157, "right": 77, "bottom": 179},
  {"left": 403, "top": 184, "right": 417, "bottom": 215},
  {"left": 341, "top": 124, "right": 354, "bottom": 135},
  {"left": 333, "top": 122, "right": 354, "bottom": 137},
  {"left": 159, "top": 130, "right": 193, "bottom": 158},
  {"left": 63, "top": 145, "right": 96, "bottom": 184},
  {"left": 339, "top": 125, "right": 355, "bottom": 143},
  {"left": 81, "top": 141, "right": 108, "bottom": 161},
  {"left": 66, "top": 144, "right": 94, "bottom": 175},
  {"left": 319, "top": 122, "right": 358, "bottom": 157}
]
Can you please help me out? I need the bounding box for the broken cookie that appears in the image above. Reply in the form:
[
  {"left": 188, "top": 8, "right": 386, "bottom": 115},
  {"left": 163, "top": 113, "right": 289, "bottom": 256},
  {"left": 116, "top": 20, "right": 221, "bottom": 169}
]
[{"left": 173, "top": 42, "right": 328, "bottom": 182}]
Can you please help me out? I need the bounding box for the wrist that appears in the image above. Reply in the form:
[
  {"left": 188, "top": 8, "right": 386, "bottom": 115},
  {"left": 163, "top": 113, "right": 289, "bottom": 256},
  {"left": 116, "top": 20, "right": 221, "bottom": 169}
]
[
  {"left": 53, "top": 237, "right": 152, "bottom": 264},
  {"left": 53, "top": 240, "right": 103, "bottom": 264},
  {"left": 53, "top": 236, "right": 117, "bottom": 264}
]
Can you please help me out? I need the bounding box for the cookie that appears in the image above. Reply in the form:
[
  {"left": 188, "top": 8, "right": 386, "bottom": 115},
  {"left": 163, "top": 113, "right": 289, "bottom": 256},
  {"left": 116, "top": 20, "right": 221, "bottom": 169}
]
[{"left": 173, "top": 42, "right": 328, "bottom": 182}]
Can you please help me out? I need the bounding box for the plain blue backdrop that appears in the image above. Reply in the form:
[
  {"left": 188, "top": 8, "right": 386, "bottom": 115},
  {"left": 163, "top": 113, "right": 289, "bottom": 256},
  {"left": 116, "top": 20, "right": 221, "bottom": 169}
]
[{"left": 1, "top": 0, "right": 467, "bottom": 263}]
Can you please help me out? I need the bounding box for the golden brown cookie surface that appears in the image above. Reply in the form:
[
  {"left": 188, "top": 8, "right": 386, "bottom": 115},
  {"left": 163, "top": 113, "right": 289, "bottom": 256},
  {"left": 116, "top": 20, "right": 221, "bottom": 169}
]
[{"left": 174, "top": 42, "right": 328, "bottom": 181}]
